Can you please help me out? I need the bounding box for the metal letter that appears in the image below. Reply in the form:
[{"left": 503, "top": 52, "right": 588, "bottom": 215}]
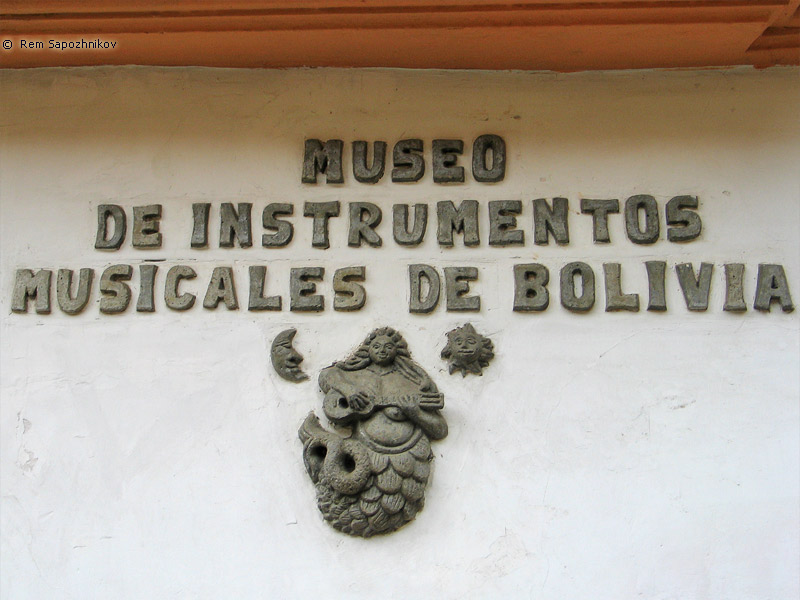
[
  {"left": 290, "top": 267, "right": 324, "bottom": 312},
  {"left": 603, "top": 263, "right": 640, "bottom": 311},
  {"left": 580, "top": 199, "right": 619, "bottom": 243},
  {"left": 432, "top": 139, "right": 465, "bottom": 183},
  {"left": 533, "top": 198, "right": 569, "bottom": 245},
  {"left": 472, "top": 135, "right": 506, "bottom": 182},
  {"left": 248, "top": 266, "right": 281, "bottom": 311},
  {"left": 99, "top": 264, "right": 133, "bottom": 314},
  {"left": 136, "top": 264, "right": 158, "bottom": 312},
  {"left": 444, "top": 266, "right": 480, "bottom": 312},
  {"left": 560, "top": 262, "right": 595, "bottom": 312},
  {"left": 333, "top": 266, "right": 367, "bottom": 311},
  {"left": 393, "top": 204, "right": 428, "bottom": 246},
  {"left": 391, "top": 139, "right": 425, "bottom": 183},
  {"left": 723, "top": 263, "right": 746, "bottom": 312},
  {"left": 302, "top": 139, "right": 344, "bottom": 184},
  {"left": 666, "top": 195, "right": 702, "bottom": 242},
  {"left": 219, "top": 203, "right": 253, "bottom": 248},
  {"left": 132, "top": 204, "right": 163, "bottom": 248},
  {"left": 645, "top": 261, "right": 667, "bottom": 311},
  {"left": 348, "top": 202, "right": 382, "bottom": 247},
  {"left": 95, "top": 204, "right": 126, "bottom": 250},
  {"left": 11, "top": 269, "right": 52, "bottom": 314},
  {"left": 754, "top": 264, "right": 794, "bottom": 312},
  {"left": 352, "top": 141, "right": 386, "bottom": 184},
  {"left": 165, "top": 265, "right": 196, "bottom": 311},
  {"left": 676, "top": 263, "right": 713, "bottom": 311},
  {"left": 57, "top": 268, "right": 93, "bottom": 315},
  {"left": 488, "top": 200, "right": 523, "bottom": 246},
  {"left": 625, "top": 195, "right": 660, "bottom": 244},
  {"left": 437, "top": 200, "right": 479, "bottom": 247},
  {"left": 203, "top": 267, "right": 239, "bottom": 310},
  {"left": 303, "top": 201, "right": 340, "bottom": 249},
  {"left": 262, "top": 203, "right": 294, "bottom": 248},
  {"left": 409, "top": 264, "right": 440, "bottom": 313},
  {"left": 191, "top": 203, "right": 210, "bottom": 248},
  {"left": 513, "top": 263, "right": 549, "bottom": 312}
]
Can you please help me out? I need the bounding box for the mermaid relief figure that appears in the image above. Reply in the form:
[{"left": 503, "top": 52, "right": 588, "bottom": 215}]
[{"left": 299, "top": 327, "right": 448, "bottom": 537}]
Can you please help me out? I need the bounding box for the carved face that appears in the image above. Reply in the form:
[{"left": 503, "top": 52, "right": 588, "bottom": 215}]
[
  {"left": 441, "top": 323, "right": 494, "bottom": 377},
  {"left": 271, "top": 328, "right": 308, "bottom": 382},
  {"left": 368, "top": 335, "right": 397, "bottom": 366},
  {"left": 274, "top": 341, "right": 302, "bottom": 372},
  {"left": 451, "top": 331, "right": 480, "bottom": 360}
]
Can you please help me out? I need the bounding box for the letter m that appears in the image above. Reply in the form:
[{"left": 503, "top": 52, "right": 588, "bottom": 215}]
[
  {"left": 302, "top": 139, "right": 344, "bottom": 184},
  {"left": 11, "top": 269, "right": 52, "bottom": 314}
]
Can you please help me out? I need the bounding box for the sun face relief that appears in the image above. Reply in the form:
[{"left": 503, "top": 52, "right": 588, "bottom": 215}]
[
  {"left": 441, "top": 323, "right": 495, "bottom": 376},
  {"left": 454, "top": 331, "right": 480, "bottom": 358}
]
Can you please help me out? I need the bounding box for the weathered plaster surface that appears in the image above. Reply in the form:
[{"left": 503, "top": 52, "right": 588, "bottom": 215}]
[{"left": 1, "top": 66, "right": 798, "bottom": 599}]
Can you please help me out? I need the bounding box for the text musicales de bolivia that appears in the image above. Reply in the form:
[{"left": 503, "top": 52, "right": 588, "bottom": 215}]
[{"left": 10, "top": 136, "right": 795, "bottom": 315}]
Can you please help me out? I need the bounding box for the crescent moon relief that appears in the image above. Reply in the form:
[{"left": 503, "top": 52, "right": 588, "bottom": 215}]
[{"left": 271, "top": 328, "right": 309, "bottom": 382}]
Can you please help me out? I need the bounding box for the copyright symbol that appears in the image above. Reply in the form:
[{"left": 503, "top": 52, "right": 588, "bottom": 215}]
[{"left": 2, "top": 40, "right": 11, "bottom": 50}]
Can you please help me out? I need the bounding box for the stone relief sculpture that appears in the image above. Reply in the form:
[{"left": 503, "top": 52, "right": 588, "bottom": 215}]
[
  {"left": 299, "top": 327, "right": 447, "bottom": 537},
  {"left": 441, "top": 323, "right": 494, "bottom": 376},
  {"left": 271, "top": 328, "right": 309, "bottom": 382}
]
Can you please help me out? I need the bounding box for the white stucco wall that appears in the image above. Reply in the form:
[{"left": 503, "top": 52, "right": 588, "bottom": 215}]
[{"left": 1, "top": 66, "right": 798, "bottom": 600}]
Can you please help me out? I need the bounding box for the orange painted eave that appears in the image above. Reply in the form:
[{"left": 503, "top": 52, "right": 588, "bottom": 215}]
[{"left": 1, "top": 1, "right": 798, "bottom": 71}]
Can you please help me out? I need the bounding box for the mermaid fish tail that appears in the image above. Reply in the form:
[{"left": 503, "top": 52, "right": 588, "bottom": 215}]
[{"left": 299, "top": 412, "right": 433, "bottom": 537}]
